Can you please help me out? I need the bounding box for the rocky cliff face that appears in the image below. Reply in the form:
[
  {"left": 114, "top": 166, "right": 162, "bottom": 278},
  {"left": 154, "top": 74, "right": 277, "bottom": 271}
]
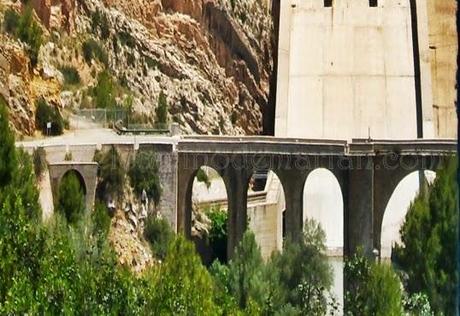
[{"left": 1, "top": 0, "right": 273, "bottom": 135}]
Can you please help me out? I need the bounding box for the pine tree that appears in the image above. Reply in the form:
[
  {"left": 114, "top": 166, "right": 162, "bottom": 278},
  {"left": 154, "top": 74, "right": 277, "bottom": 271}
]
[
  {"left": 0, "top": 97, "right": 16, "bottom": 187},
  {"left": 393, "top": 157, "right": 458, "bottom": 314},
  {"left": 57, "top": 171, "right": 86, "bottom": 224}
]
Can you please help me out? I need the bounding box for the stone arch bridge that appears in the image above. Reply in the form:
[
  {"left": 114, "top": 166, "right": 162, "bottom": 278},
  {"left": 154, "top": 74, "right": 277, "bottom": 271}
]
[
  {"left": 176, "top": 136, "right": 456, "bottom": 258},
  {"left": 20, "top": 136, "right": 456, "bottom": 258}
]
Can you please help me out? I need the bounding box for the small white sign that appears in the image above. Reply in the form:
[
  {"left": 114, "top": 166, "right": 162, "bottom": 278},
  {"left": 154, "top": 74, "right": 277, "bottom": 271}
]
[{"left": 46, "top": 122, "right": 52, "bottom": 129}]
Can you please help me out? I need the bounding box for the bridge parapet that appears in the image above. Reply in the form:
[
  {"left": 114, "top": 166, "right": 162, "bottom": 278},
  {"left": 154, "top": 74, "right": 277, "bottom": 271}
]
[{"left": 348, "top": 139, "right": 457, "bottom": 156}]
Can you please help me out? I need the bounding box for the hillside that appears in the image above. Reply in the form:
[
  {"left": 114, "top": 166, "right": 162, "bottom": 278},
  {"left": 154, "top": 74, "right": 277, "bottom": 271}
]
[{"left": 0, "top": 0, "right": 273, "bottom": 136}]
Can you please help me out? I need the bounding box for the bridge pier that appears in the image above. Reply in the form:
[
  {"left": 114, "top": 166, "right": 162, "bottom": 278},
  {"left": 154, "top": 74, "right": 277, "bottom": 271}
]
[
  {"left": 222, "top": 164, "right": 253, "bottom": 259},
  {"left": 345, "top": 158, "right": 375, "bottom": 258},
  {"left": 277, "top": 169, "right": 309, "bottom": 241}
]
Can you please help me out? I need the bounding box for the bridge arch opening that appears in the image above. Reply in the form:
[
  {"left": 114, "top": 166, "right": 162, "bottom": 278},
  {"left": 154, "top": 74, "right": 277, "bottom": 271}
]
[
  {"left": 303, "top": 168, "right": 343, "bottom": 254},
  {"left": 303, "top": 168, "right": 344, "bottom": 311},
  {"left": 380, "top": 170, "right": 436, "bottom": 258},
  {"left": 247, "top": 170, "right": 285, "bottom": 258},
  {"left": 61, "top": 169, "right": 87, "bottom": 196},
  {"left": 189, "top": 166, "right": 229, "bottom": 265}
]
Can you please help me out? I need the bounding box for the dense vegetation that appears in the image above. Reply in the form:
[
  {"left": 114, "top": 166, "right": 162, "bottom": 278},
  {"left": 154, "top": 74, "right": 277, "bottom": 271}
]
[
  {"left": 155, "top": 90, "right": 168, "bottom": 125},
  {"left": 3, "top": 6, "right": 43, "bottom": 67},
  {"left": 128, "top": 151, "right": 162, "bottom": 206},
  {"left": 0, "top": 99, "right": 457, "bottom": 314},
  {"left": 35, "top": 98, "right": 64, "bottom": 136},
  {"left": 94, "top": 146, "right": 125, "bottom": 202},
  {"left": 59, "top": 65, "right": 81, "bottom": 86},
  {"left": 56, "top": 171, "right": 86, "bottom": 225},
  {"left": 393, "top": 158, "right": 458, "bottom": 315}
]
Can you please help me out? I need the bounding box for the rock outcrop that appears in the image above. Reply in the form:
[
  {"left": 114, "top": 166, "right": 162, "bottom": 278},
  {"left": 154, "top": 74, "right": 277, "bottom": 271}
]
[{"left": 1, "top": 0, "right": 273, "bottom": 135}]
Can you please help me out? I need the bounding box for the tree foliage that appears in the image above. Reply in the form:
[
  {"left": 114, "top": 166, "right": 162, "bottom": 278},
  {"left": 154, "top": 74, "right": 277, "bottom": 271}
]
[
  {"left": 5, "top": 6, "right": 43, "bottom": 67},
  {"left": 57, "top": 171, "right": 86, "bottom": 224},
  {"left": 268, "top": 219, "right": 333, "bottom": 315},
  {"left": 93, "top": 70, "right": 116, "bottom": 109},
  {"left": 344, "top": 251, "right": 405, "bottom": 316},
  {"left": 155, "top": 90, "right": 168, "bottom": 125},
  {"left": 35, "top": 98, "right": 64, "bottom": 136},
  {"left": 128, "top": 150, "right": 162, "bottom": 205},
  {"left": 0, "top": 97, "right": 16, "bottom": 187},
  {"left": 143, "top": 214, "right": 174, "bottom": 260},
  {"left": 206, "top": 207, "right": 228, "bottom": 263},
  {"left": 393, "top": 157, "right": 458, "bottom": 314},
  {"left": 149, "top": 236, "right": 220, "bottom": 315},
  {"left": 95, "top": 146, "right": 125, "bottom": 201}
]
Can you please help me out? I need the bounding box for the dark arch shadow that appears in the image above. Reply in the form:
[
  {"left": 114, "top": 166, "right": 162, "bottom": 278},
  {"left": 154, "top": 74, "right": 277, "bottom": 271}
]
[{"left": 61, "top": 169, "right": 87, "bottom": 196}]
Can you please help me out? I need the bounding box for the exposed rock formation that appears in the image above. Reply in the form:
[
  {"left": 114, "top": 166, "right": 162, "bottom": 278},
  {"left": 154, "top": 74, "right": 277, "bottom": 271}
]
[
  {"left": 77, "top": 0, "right": 273, "bottom": 134},
  {"left": 427, "top": 0, "right": 458, "bottom": 138},
  {"left": 0, "top": 0, "right": 273, "bottom": 135}
]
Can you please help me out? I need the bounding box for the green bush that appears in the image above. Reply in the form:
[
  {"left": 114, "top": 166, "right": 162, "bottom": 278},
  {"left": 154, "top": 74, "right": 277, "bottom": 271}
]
[
  {"left": 269, "top": 218, "right": 333, "bottom": 315},
  {"left": 196, "top": 168, "right": 211, "bottom": 188},
  {"left": 16, "top": 6, "right": 43, "bottom": 67},
  {"left": 3, "top": 9, "right": 19, "bottom": 34},
  {"left": 128, "top": 151, "right": 162, "bottom": 205},
  {"left": 0, "top": 96, "right": 16, "bottom": 186},
  {"left": 393, "top": 157, "right": 458, "bottom": 314},
  {"left": 92, "top": 70, "right": 116, "bottom": 109},
  {"left": 148, "top": 236, "right": 220, "bottom": 314},
  {"left": 91, "top": 9, "right": 110, "bottom": 38},
  {"left": 3, "top": 7, "right": 42, "bottom": 67},
  {"left": 206, "top": 207, "right": 228, "bottom": 263},
  {"left": 344, "top": 250, "right": 404, "bottom": 316},
  {"left": 59, "top": 65, "right": 81, "bottom": 86},
  {"left": 118, "top": 31, "right": 136, "bottom": 48},
  {"left": 143, "top": 215, "right": 174, "bottom": 260},
  {"left": 35, "top": 98, "right": 64, "bottom": 136},
  {"left": 32, "top": 147, "right": 47, "bottom": 179},
  {"left": 92, "top": 201, "right": 111, "bottom": 237},
  {"left": 155, "top": 90, "right": 168, "bottom": 125},
  {"left": 57, "top": 171, "right": 85, "bottom": 224},
  {"left": 82, "top": 39, "right": 108, "bottom": 66},
  {"left": 95, "top": 146, "right": 125, "bottom": 201}
]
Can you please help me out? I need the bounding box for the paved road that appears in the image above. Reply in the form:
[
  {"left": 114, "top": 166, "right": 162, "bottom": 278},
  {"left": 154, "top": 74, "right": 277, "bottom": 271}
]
[{"left": 17, "top": 115, "right": 178, "bottom": 148}]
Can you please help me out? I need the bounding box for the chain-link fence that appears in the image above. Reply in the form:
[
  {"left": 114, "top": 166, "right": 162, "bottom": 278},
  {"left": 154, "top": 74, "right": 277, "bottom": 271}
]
[{"left": 77, "top": 109, "right": 128, "bottom": 127}]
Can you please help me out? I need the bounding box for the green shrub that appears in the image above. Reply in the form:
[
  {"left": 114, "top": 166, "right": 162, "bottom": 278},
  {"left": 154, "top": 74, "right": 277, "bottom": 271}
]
[
  {"left": 145, "top": 56, "right": 159, "bottom": 69},
  {"left": 155, "top": 90, "right": 168, "bottom": 125},
  {"left": 16, "top": 6, "right": 43, "bottom": 67},
  {"left": 64, "top": 151, "right": 72, "bottom": 161},
  {"left": 91, "top": 9, "right": 110, "bottom": 38},
  {"left": 118, "top": 31, "right": 136, "bottom": 48},
  {"left": 92, "top": 70, "right": 116, "bottom": 109},
  {"left": 92, "top": 201, "right": 111, "bottom": 237},
  {"left": 59, "top": 65, "right": 81, "bottom": 86},
  {"left": 57, "top": 171, "right": 86, "bottom": 224},
  {"left": 393, "top": 157, "right": 458, "bottom": 314},
  {"left": 82, "top": 39, "right": 108, "bottom": 66},
  {"left": 35, "top": 98, "right": 64, "bottom": 135},
  {"left": 3, "top": 9, "right": 20, "bottom": 34},
  {"left": 32, "top": 147, "right": 47, "bottom": 179},
  {"left": 148, "top": 236, "right": 220, "bottom": 314},
  {"left": 206, "top": 207, "right": 228, "bottom": 263},
  {"left": 196, "top": 168, "right": 211, "bottom": 188},
  {"left": 128, "top": 151, "right": 162, "bottom": 205},
  {"left": 0, "top": 97, "right": 16, "bottom": 187},
  {"left": 344, "top": 250, "right": 404, "bottom": 316},
  {"left": 269, "top": 219, "right": 333, "bottom": 315},
  {"left": 144, "top": 215, "right": 174, "bottom": 260},
  {"left": 95, "top": 146, "right": 125, "bottom": 201},
  {"left": 3, "top": 6, "right": 43, "bottom": 67}
]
